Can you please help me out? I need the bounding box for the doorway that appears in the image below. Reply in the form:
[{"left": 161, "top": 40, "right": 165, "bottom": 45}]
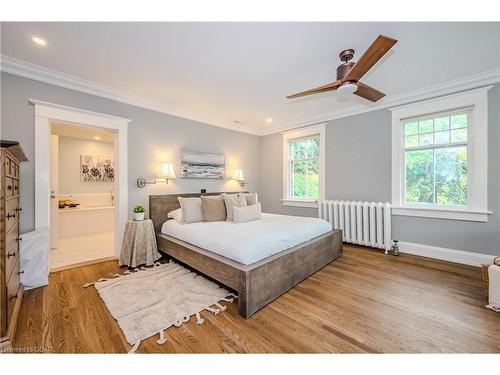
[
  {"left": 32, "top": 100, "right": 129, "bottom": 276},
  {"left": 49, "top": 124, "right": 116, "bottom": 271}
]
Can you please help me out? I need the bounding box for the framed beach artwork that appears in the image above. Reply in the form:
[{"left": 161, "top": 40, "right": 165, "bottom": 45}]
[
  {"left": 80, "top": 154, "right": 115, "bottom": 182},
  {"left": 181, "top": 150, "right": 225, "bottom": 179}
]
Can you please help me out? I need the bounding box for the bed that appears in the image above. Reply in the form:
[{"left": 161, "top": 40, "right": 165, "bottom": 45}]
[{"left": 150, "top": 193, "right": 343, "bottom": 318}]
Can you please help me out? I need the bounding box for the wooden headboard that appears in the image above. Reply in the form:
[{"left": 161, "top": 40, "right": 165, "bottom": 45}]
[{"left": 149, "top": 192, "right": 243, "bottom": 233}]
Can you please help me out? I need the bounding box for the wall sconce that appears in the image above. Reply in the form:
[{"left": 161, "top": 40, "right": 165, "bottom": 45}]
[
  {"left": 233, "top": 169, "right": 246, "bottom": 189},
  {"left": 137, "top": 163, "right": 176, "bottom": 188}
]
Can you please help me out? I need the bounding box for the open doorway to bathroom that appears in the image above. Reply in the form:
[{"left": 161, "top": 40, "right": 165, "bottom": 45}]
[{"left": 49, "top": 123, "right": 116, "bottom": 271}]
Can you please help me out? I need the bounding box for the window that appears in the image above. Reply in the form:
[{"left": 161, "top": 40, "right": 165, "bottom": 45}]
[
  {"left": 282, "top": 124, "right": 325, "bottom": 207},
  {"left": 391, "top": 87, "right": 490, "bottom": 222},
  {"left": 403, "top": 110, "right": 468, "bottom": 206}
]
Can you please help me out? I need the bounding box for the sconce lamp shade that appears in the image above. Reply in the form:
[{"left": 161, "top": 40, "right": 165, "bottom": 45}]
[
  {"left": 234, "top": 169, "right": 245, "bottom": 182},
  {"left": 158, "top": 163, "right": 176, "bottom": 180},
  {"left": 137, "top": 162, "right": 176, "bottom": 188}
]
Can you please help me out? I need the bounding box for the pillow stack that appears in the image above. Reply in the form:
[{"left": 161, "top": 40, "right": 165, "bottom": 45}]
[{"left": 169, "top": 193, "right": 261, "bottom": 224}]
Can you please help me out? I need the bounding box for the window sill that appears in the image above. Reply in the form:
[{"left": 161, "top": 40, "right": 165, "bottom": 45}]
[
  {"left": 281, "top": 199, "right": 318, "bottom": 208},
  {"left": 392, "top": 206, "right": 492, "bottom": 222}
]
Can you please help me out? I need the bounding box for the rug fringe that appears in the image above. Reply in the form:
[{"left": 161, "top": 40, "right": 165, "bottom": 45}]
[
  {"left": 195, "top": 312, "right": 204, "bottom": 324},
  {"left": 83, "top": 263, "right": 161, "bottom": 289},
  {"left": 486, "top": 304, "right": 500, "bottom": 312},
  {"left": 215, "top": 302, "right": 227, "bottom": 311},
  {"left": 205, "top": 306, "right": 220, "bottom": 314},
  {"left": 156, "top": 330, "right": 167, "bottom": 344},
  {"left": 128, "top": 340, "right": 141, "bottom": 354}
]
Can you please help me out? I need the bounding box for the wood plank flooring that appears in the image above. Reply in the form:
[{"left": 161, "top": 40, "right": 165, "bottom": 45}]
[{"left": 12, "top": 245, "right": 500, "bottom": 353}]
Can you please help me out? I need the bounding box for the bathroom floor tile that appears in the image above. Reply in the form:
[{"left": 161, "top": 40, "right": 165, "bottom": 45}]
[{"left": 50, "top": 232, "right": 115, "bottom": 271}]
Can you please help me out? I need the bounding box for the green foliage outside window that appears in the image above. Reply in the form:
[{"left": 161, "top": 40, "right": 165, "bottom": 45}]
[
  {"left": 404, "top": 112, "right": 468, "bottom": 206},
  {"left": 289, "top": 137, "right": 320, "bottom": 199}
]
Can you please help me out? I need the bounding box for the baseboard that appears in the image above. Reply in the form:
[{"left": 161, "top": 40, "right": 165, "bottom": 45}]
[
  {"left": 398, "top": 241, "right": 496, "bottom": 267},
  {"left": 49, "top": 256, "right": 117, "bottom": 273}
]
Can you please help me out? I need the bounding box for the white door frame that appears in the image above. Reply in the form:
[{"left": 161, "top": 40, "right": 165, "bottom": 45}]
[{"left": 31, "top": 99, "right": 130, "bottom": 258}]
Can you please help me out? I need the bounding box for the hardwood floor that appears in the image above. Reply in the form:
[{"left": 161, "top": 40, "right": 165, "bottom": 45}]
[{"left": 12, "top": 245, "right": 500, "bottom": 353}]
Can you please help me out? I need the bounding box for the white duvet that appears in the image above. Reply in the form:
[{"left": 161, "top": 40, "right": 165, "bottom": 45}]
[{"left": 161, "top": 213, "right": 332, "bottom": 265}]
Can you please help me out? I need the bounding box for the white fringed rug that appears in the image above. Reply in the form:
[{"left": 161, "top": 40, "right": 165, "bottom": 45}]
[{"left": 84, "top": 261, "right": 236, "bottom": 353}]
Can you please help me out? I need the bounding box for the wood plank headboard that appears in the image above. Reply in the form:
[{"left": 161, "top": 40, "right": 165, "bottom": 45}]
[{"left": 149, "top": 192, "right": 243, "bottom": 233}]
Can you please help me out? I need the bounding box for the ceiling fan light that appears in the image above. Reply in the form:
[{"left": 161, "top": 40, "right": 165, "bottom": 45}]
[{"left": 337, "top": 82, "right": 358, "bottom": 95}]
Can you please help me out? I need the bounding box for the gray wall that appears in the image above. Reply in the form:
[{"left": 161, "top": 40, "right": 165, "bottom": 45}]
[
  {"left": 260, "top": 84, "right": 500, "bottom": 256},
  {"left": 1, "top": 72, "right": 261, "bottom": 233},
  {"left": 58, "top": 136, "right": 115, "bottom": 194},
  {"left": 2, "top": 70, "right": 498, "bottom": 256}
]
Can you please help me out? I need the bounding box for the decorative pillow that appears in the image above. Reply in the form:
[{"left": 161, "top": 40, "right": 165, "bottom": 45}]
[
  {"left": 243, "top": 192, "right": 258, "bottom": 206},
  {"left": 201, "top": 195, "right": 227, "bottom": 222},
  {"left": 178, "top": 197, "right": 204, "bottom": 223},
  {"left": 167, "top": 208, "right": 183, "bottom": 223},
  {"left": 233, "top": 202, "right": 262, "bottom": 223},
  {"left": 221, "top": 193, "right": 247, "bottom": 221}
]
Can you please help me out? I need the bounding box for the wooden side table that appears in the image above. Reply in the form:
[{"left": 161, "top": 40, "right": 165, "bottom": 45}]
[{"left": 119, "top": 219, "right": 161, "bottom": 267}]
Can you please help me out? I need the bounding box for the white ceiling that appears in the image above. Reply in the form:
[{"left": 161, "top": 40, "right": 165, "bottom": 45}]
[{"left": 2, "top": 22, "right": 499, "bottom": 134}]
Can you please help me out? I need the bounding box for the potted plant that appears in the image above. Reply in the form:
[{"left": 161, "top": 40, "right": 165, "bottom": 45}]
[{"left": 133, "top": 205, "right": 146, "bottom": 221}]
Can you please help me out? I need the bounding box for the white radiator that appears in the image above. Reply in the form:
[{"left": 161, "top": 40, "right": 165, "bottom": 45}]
[{"left": 319, "top": 200, "right": 392, "bottom": 251}]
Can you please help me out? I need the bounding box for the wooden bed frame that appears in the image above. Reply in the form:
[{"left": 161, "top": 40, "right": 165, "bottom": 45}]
[{"left": 149, "top": 193, "right": 343, "bottom": 318}]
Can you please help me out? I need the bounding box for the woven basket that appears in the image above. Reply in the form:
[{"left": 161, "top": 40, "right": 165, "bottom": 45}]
[{"left": 482, "top": 257, "right": 500, "bottom": 296}]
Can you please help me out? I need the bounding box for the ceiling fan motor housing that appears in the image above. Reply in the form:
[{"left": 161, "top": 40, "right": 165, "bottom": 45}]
[
  {"left": 336, "top": 61, "right": 355, "bottom": 80},
  {"left": 337, "top": 48, "right": 356, "bottom": 80}
]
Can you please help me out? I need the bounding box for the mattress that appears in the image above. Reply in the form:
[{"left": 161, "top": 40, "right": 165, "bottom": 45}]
[{"left": 161, "top": 213, "right": 332, "bottom": 265}]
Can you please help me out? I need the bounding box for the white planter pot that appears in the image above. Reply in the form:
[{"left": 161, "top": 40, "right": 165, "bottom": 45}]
[{"left": 134, "top": 212, "right": 145, "bottom": 221}]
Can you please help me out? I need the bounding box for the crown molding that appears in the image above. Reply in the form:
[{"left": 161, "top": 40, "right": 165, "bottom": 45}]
[
  {"left": 0, "top": 54, "right": 260, "bottom": 135},
  {"left": 2, "top": 54, "right": 499, "bottom": 137},
  {"left": 259, "top": 67, "right": 500, "bottom": 135}
]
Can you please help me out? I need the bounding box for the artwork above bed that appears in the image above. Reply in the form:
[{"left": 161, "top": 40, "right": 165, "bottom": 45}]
[
  {"left": 181, "top": 150, "right": 225, "bottom": 179},
  {"left": 80, "top": 154, "right": 114, "bottom": 183}
]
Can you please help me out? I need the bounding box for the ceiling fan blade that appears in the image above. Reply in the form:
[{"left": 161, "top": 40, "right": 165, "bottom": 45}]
[
  {"left": 287, "top": 80, "right": 342, "bottom": 99},
  {"left": 343, "top": 35, "right": 397, "bottom": 82},
  {"left": 354, "top": 82, "right": 385, "bottom": 102}
]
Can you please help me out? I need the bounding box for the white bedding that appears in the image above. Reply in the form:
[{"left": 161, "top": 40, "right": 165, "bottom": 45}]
[{"left": 161, "top": 213, "right": 332, "bottom": 265}]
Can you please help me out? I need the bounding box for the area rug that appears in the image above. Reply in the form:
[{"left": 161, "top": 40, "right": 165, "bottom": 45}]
[{"left": 83, "top": 261, "right": 236, "bottom": 353}]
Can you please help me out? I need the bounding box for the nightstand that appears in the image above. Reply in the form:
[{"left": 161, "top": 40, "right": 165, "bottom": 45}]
[{"left": 119, "top": 219, "right": 161, "bottom": 267}]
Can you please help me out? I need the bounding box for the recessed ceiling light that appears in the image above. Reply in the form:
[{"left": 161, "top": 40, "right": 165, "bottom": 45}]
[
  {"left": 266, "top": 118, "right": 273, "bottom": 124},
  {"left": 32, "top": 36, "right": 47, "bottom": 46},
  {"left": 94, "top": 136, "right": 101, "bottom": 140}
]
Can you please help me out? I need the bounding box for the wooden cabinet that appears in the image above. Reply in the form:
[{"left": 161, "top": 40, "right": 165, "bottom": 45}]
[{"left": 0, "top": 142, "right": 27, "bottom": 351}]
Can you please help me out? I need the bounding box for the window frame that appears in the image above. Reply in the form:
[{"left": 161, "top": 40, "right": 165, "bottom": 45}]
[
  {"left": 390, "top": 86, "right": 491, "bottom": 222},
  {"left": 282, "top": 123, "right": 326, "bottom": 208}
]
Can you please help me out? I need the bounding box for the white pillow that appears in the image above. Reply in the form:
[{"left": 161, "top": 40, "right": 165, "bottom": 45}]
[
  {"left": 178, "top": 197, "right": 204, "bottom": 223},
  {"left": 221, "top": 193, "right": 247, "bottom": 221},
  {"left": 233, "top": 202, "right": 262, "bottom": 223},
  {"left": 167, "top": 208, "right": 183, "bottom": 223}
]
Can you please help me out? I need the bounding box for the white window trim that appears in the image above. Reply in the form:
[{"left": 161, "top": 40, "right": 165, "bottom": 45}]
[
  {"left": 390, "top": 86, "right": 492, "bottom": 222},
  {"left": 282, "top": 123, "right": 326, "bottom": 208}
]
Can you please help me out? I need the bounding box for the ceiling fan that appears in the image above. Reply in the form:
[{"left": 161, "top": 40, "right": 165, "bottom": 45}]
[{"left": 287, "top": 35, "right": 397, "bottom": 102}]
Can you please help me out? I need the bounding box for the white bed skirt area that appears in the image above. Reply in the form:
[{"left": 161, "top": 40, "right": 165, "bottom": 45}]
[{"left": 161, "top": 213, "right": 332, "bottom": 265}]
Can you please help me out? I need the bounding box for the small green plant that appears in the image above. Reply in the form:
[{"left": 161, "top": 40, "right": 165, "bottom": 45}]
[{"left": 133, "top": 205, "right": 145, "bottom": 213}]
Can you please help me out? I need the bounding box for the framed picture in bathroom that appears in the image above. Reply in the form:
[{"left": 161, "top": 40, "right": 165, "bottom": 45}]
[{"left": 80, "top": 154, "right": 115, "bottom": 182}]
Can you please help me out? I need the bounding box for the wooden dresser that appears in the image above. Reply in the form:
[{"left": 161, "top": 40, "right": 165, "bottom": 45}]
[{"left": 0, "top": 141, "right": 27, "bottom": 351}]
